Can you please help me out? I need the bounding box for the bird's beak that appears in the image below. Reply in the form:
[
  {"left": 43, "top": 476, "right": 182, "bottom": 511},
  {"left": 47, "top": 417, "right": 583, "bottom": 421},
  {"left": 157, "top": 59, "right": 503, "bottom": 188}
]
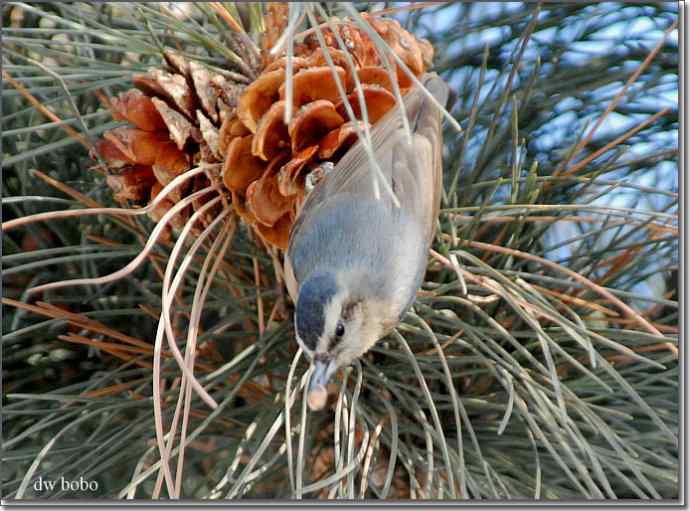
[
  {"left": 307, "top": 356, "right": 337, "bottom": 410},
  {"left": 309, "top": 357, "right": 336, "bottom": 392}
]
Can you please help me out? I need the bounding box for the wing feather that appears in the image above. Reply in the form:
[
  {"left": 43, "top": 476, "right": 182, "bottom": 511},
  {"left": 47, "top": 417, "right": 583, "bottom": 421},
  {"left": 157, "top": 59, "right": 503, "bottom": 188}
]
[{"left": 287, "top": 73, "right": 449, "bottom": 295}]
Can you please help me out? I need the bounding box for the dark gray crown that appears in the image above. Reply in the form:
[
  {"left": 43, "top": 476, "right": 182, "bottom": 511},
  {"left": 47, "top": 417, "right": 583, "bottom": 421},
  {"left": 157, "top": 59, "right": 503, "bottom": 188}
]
[{"left": 295, "top": 272, "right": 339, "bottom": 351}]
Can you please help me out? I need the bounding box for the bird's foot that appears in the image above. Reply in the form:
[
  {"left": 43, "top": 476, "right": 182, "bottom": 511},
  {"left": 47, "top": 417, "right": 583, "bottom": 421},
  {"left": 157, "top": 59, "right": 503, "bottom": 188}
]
[{"left": 305, "top": 161, "right": 334, "bottom": 194}]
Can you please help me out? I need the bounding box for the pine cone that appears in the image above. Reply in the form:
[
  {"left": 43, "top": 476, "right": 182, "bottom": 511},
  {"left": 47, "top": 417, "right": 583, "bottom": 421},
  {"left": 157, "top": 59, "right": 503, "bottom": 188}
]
[
  {"left": 224, "top": 13, "right": 435, "bottom": 250},
  {"left": 94, "top": 51, "right": 246, "bottom": 237},
  {"left": 95, "top": 8, "right": 434, "bottom": 250}
]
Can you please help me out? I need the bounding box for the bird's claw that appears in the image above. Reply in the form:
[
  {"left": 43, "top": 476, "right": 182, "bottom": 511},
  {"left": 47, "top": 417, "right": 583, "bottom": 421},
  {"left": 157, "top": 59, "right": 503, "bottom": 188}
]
[{"left": 305, "top": 162, "right": 334, "bottom": 194}]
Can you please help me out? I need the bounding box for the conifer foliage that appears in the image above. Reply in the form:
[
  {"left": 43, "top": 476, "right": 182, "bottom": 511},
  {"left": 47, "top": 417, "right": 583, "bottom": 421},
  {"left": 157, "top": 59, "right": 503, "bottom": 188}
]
[{"left": 2, "top": 2, "right": 678, "bottom": 500}]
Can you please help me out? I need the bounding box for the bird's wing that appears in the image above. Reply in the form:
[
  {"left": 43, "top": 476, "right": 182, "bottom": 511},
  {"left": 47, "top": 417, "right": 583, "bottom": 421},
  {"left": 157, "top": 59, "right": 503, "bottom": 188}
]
[{"left": 288, "top": 73, "right": 449, "bottom": 260}]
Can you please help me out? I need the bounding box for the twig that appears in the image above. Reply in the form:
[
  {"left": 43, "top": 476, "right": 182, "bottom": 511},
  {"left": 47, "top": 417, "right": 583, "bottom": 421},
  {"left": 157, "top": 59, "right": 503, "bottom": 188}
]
[
  {"left": 553, "top": 19, "right": 678, "bottom": 176},
  {"left": 81, "top": 379, "right": 148, "bottom": 398},
  {"left": 444, "top": 214, "right": 677, "bottom": 236},
  {"left": 415, "top": 328, "right": 464, "bottom": 356},
  {"left": 2, "top": 298, "right": 151, "bottom": 349},
  {"left": 2, "top": 70, "right": 90, "bottom": 150},
  {"left": 253, "top": 257, "right": 265, "bottom": 336},
  {"left": 563, "top": 107, "right": 672, "bottom": 177},
  {"left": 581, "top": 317, "right": 678, "bottom": 335},
  {"left": 461, "top": 240, "right": 663, "bottom": 337},
  {"left": 58, "top": 334, "right": 157, "bottom": 355},
  {"left": 429, "top": 249, "right": 502, "bottom": 304},
  {"left": 3, "top": 167, "right": 208, "bottom": 232},
  {"left": 208, "top": 2, "right": 244, "bottom": 33},
  {"left": 86, "top": 234, "right": 124, "bottom": 247},
  {"left": 32, "top": 169, "right": 101, "bottom": 209},
  {"left": 369, "top": 2, "right": 448, "bottom": 17},
  {"left": 25, "top": 187, "right": 220, "bottom": 295},
  {"left": 529, "top": 283, "right": 619, "bottom": 317}
]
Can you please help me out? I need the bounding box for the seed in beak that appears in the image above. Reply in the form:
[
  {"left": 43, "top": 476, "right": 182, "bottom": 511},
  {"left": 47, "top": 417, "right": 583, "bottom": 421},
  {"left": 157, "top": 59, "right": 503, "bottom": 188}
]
[{"left": 307, "top": 385, "right": 328, "bottom": 411}]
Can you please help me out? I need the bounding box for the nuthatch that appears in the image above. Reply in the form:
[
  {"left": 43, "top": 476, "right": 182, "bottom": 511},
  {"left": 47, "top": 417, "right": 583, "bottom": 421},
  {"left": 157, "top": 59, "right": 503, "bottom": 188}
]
[{"left": 284, "top": 73, "right": 449, "bottom": 411}]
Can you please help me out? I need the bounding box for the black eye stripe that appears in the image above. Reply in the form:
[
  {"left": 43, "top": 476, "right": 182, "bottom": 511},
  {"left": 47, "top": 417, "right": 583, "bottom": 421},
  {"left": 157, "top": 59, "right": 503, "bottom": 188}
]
[
  {"left": 328, "top": 322, "right": 345, "bottom": 349},
  {"left": 342, "top": 302, "right": 357, "bottom": 320}
]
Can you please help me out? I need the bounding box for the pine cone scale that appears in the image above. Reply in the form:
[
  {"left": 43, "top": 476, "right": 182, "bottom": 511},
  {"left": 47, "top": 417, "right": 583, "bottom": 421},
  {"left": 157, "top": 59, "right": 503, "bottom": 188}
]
[{"left": 95, "top": 9, "right": 434, "bottom": 249}]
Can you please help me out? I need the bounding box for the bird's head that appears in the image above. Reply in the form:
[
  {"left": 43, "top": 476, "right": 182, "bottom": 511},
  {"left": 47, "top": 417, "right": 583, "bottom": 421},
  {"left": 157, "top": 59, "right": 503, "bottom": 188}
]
[{"left": 294, "top": 271, "right": 379, "bottom": 410}]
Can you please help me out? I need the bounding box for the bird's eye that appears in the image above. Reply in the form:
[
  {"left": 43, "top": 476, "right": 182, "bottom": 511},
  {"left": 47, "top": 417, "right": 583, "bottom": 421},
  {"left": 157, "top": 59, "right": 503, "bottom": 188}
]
[{"left": 335, "top": 321, "right": 345, "bottom": 337}]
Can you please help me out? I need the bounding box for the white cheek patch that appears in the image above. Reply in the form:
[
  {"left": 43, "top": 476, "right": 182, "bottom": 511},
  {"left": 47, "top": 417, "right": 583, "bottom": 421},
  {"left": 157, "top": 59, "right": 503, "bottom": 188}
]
[
  {"left": 335, "top": 336, "right": 361, "bottom": 369},
  {"left": 316, "top": 334, "right": 330, "bottom": 353}
]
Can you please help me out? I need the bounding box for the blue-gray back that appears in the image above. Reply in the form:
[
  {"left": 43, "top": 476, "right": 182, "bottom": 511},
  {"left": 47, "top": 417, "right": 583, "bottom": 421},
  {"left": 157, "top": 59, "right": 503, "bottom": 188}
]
[{"left": 287, "top": 74, "right": 449, "bottom": 317}]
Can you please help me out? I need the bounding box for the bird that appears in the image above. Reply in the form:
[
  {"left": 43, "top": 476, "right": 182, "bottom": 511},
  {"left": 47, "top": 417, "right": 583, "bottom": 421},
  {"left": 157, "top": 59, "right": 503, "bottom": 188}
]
[{"left": 284, "top": 73, "right": 449, "bottom": 411}]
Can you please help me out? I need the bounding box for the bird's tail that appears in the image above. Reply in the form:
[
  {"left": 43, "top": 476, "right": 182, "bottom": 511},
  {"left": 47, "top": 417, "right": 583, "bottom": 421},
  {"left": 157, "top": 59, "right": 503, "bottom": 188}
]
[
  {"left": 409, "top": 74, "right": 449, "bottom": 230},
  {"left": 411, "top": 73, "right": 450, "bottom": 135}
]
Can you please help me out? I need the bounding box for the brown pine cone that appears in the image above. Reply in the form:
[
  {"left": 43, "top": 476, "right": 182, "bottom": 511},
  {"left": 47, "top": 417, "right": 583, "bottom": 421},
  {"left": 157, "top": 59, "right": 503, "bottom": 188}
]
[
  {"left": 223, "top": 13, "right": 435, "bottom": 250},
  {"left": 94, "top": 50, "right": 246, "bottom": 236},
  {"left": 95, "top": 8, "right": 434, "bottom": 251}
]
